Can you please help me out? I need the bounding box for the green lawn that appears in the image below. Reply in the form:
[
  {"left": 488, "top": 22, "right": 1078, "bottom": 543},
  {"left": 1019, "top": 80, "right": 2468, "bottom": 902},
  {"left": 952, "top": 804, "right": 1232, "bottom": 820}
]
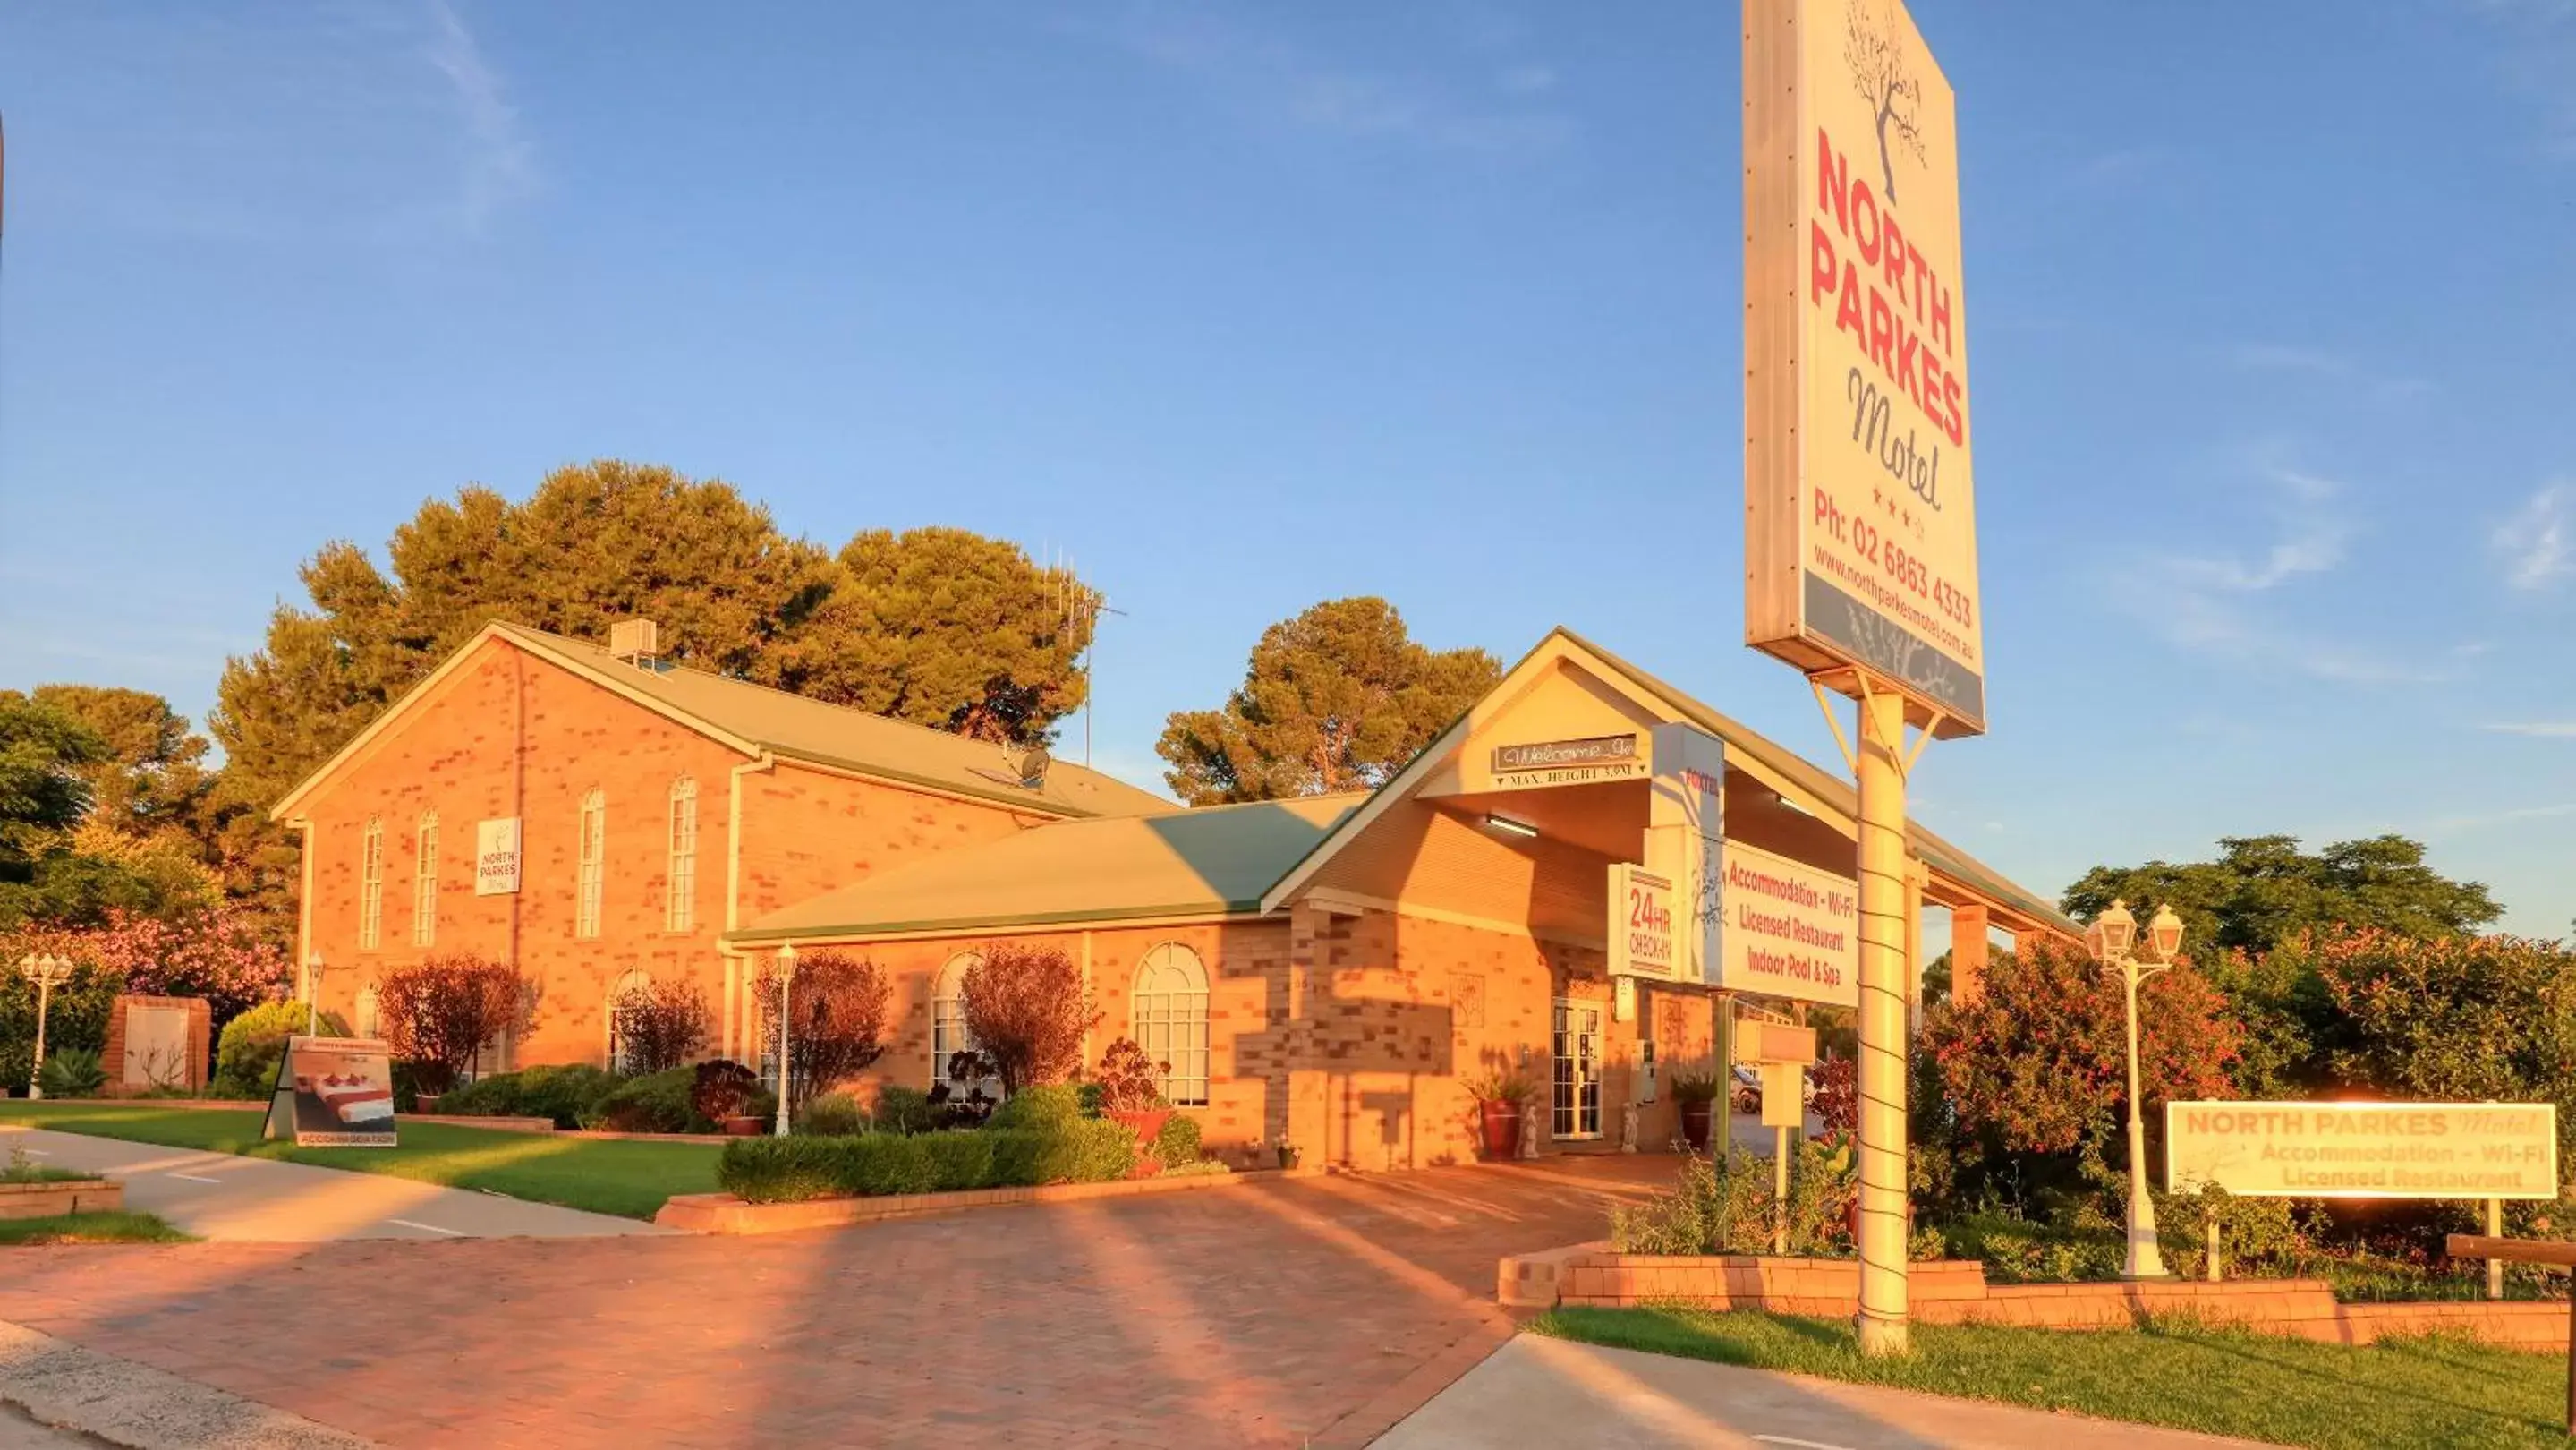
[
  {"left": 0, "top": 1103, "right": 721, "bottom": 1219},
  {"left": 1534, "top": 1307, "right": 2576, "bottom": 1450},
  {"left": 0, "top": 1211, "right": 191, "bottom": 1245}
]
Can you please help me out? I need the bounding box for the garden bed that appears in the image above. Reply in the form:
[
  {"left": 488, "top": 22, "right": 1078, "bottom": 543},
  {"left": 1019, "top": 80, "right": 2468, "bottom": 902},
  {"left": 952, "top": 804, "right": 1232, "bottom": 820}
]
[
  {"left": 1499, "top": 1241, "right": 2574, "bottom": 1352},
  {"left": 0, "top": 1177, "right": 123, "bottom": 1221},
  {"left": 659, "top": 1164, "right": 1305, "bottom": 1234}
]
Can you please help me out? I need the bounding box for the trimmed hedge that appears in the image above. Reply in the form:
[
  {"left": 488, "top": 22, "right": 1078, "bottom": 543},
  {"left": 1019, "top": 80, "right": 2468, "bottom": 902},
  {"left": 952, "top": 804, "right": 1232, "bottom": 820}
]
[
  {"left": 1152, "top": 1113, "right": 1203, "bottom": 1166},
  {"left": 440, "top": 1064, "right": 622, "bottom": 1130},
  {"left": 585, "top": 1067, "right": 706, "bottom": 1134},
  {"left": 718, "top": 1119, "right": 1137, "bottom": 1204}
]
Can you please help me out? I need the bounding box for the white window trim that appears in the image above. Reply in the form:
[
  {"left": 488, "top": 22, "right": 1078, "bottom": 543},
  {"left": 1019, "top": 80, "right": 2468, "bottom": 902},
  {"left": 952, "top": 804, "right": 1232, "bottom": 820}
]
[
  {"left": 606, "top": 968, "right": 651, "bottom": 1071},
  {"left": 359, "top": 818, "right": 385, "bottom": 951},
  {"left": 1130, "top": 942, "right": 1211, "bottom": 1108},
  {"left": 667, "top": 778, "right": 699, "bottom": 933},
  {"left": 412, "top": 812, "right": 439, "bottom": 947},
  {"left": 576, "top": 789, "right": 606, "bottom": 940},
  {"left": 931, "top": 951, "right": 989, "bottom": 1091}
]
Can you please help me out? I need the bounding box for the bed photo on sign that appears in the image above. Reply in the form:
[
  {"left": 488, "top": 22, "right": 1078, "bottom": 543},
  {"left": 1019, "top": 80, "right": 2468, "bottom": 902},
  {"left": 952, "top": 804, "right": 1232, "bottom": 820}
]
[{"left": 283, "top": 1036, "right": 401, "bottom": 1147}]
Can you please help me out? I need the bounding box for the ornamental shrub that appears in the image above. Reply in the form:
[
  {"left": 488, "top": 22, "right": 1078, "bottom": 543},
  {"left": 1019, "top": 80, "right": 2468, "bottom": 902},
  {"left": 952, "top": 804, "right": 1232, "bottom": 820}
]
[
  {"left": 959, "top": 942, "right": 1097, "bottom": 1093},
  {"left": 691, "top": 1059, "right": 765, "bottom": 1122},
  {"left": 212, "top": 1001, "right": 350, "bottom": 1099},
  {"left": 1152, "top": 1113, "right": 1203, "bottom": 1166},
  {"left": 608, "top": 980, "right": 711, "bottom": 1076},
  {"left": 440, "top": 1064, "right": 620, "bottom": 1130},
  {"left": 587, "top": 1066, "right": 705, "bottom": 1133},
  {"left": 1608, "top": 1142, "right": 1855, "bottom": 1258},
  {"left": 797, "top": 1091, "right": 868, "bottom": 1137},
  {"left": 36, "top": 1046, "right": 106, "bottom": 1098},
  {"left": 989, "top": 1082, "right": 1083, "bottom": 1131},
  {"left": 1092, "top": 1036, "right": 1166, "bottom": 1113},
  {"left": 871, "top": 1085, "right": 939, "bottom": 1135},
  {"left": 716, "top": 1118, "right": 1136, "bottom": 1203}
]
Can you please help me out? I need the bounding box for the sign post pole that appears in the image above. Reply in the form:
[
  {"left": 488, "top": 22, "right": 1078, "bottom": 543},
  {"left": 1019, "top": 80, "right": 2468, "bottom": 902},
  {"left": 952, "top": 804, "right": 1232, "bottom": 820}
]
[
  {"left": 1853, "top": 679, "right": 1912, "bottom": 1355},
  {"left": 2487, "top": 1198, "right": 2505, "bottom": 1301}
]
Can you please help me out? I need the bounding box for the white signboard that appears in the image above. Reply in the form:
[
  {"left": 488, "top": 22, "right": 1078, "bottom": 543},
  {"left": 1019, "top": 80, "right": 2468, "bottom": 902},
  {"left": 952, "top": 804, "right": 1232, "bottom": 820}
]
[
  {"left": 2165, "top": 1101, "right": 2560, "bottom": 1201},
  {"left": 1717, "top": 840, "right": 1858, "bottom": 1007},
  {"left": 1647, "top": 724, "right": 1725, "bottom": 987},
  {"left": 1608, "top": 864, "right": 1679, "bottom": 981},
  {"left": 474, "top": 817, "right": 522, "bottom": 896}
]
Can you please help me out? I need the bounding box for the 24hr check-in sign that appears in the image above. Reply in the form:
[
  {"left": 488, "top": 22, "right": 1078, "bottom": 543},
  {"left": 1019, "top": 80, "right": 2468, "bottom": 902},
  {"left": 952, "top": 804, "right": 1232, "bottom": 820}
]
[
  {"left": 2165, "top": 1101, "right": 2560, "bottom": 1200},
  {"left": 1743, "top": 0, "right": 1985, "bottom": 733}
]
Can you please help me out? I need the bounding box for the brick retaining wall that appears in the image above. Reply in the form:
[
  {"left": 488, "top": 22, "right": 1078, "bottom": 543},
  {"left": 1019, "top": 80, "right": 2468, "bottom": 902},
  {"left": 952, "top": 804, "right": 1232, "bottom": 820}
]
[{"left": 1499, "top": 1245, "right": 2572, "bottom": 1352}]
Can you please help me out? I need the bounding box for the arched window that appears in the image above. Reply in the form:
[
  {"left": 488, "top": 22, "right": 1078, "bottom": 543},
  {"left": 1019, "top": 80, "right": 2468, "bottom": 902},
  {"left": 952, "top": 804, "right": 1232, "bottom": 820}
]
[
  {"left": 359, "top": 818, "right": 385, "bottom": 950},
  {"left": 606, "top": 968, "right": 651, "bottom": 1071},
  {"left": 666, "top": 778, "right": 699, "bottom": 933},
  {"left": 354, "top": 982, "right": 381, "bottom": 1039},
  {"left": 1131, "top": 943, "right": 1210, "bottom": 1107},
  {"left": 931, "top": 951, "right": 990, "bottom": 1092},
  {"left": 576, "top": 789, "right": 606, "bottom": 939},
  {"left": 412, "top": 812, "right": 439, "bottom": 947}
]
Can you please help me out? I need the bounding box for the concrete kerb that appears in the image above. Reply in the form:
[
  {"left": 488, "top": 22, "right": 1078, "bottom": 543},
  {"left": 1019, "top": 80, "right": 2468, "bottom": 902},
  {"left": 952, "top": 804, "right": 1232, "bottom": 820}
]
[
  {"left": 0, "top": 1319, "right": 376, "bottom": 1450},
  {"left": 659, "top": 1164, "right": 1324, "bottom": 1233}
]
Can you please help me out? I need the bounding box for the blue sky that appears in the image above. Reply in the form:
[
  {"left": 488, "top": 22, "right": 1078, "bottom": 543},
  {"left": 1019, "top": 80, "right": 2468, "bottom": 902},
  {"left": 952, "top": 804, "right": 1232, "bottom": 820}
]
[{"left": 1, "top": 2, "right": 2570, "bottom": 938}]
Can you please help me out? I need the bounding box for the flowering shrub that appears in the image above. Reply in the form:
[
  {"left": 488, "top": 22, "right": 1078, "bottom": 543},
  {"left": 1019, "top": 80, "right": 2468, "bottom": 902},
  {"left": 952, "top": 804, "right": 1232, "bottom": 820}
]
[
  {"left": 0, "top": 905, "right": 290, "bottom": 1027},
  {"left": 1810, "top": 1055, "right": 1858, "bottom": 1133},
  {"left": 1092, "top": 1036, "right": 1166, "bottom": 1113}
]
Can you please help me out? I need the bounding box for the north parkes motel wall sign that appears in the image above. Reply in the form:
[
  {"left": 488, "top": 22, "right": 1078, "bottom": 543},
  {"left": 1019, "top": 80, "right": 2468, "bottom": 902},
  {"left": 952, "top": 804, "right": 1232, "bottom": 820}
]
[{"left": 1743, "top": 0, "right": 1986, "bottom": 734}]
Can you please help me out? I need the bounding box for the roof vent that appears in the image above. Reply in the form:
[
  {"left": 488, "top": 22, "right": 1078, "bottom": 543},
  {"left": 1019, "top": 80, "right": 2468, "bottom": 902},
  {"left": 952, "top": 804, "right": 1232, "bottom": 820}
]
[{"left": 608, "top": 618, "right": 659, "bottom": 670}]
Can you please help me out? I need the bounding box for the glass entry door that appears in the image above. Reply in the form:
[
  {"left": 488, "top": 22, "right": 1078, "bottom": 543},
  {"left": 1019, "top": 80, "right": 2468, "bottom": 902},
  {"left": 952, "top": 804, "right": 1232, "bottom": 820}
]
[{"left": 1552, "top": 1000, "right": 1602, "bottom": 1140}]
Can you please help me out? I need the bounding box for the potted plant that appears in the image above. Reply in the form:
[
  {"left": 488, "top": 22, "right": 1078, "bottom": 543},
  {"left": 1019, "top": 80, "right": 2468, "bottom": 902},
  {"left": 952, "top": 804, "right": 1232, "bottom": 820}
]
[
  {"left": 1092, "top": 1037, "right": 1172, "bottom": 1152},
  {"left": 1265, "top": 1137, "right": 1302, "bottom": 1171},
  {"left": 1669, "top": 1070, "right": 1722, "bottom": 1153},
  {"left": 1464, "top": 1069, "right": 1535, "bottom": 1161}
]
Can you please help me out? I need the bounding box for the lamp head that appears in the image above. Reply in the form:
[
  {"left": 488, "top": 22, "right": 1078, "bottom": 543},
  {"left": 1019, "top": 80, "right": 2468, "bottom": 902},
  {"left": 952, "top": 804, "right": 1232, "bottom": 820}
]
[
  {"left": 2096, "top": 899, "right": 2137, "bottom": 961},
  {"left": 2147, "top": 902, "right": 2185, "bottom": 965}
]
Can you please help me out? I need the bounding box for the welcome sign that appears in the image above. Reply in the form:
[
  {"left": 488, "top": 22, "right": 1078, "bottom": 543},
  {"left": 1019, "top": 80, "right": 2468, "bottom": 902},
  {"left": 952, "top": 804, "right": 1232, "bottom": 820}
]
[
  {"left": 2165, "top": 1102, "right": 2559, "bottom": 1200},
  {"left": 1743, "top": 0, "right": 1985, "bottom": 733}
]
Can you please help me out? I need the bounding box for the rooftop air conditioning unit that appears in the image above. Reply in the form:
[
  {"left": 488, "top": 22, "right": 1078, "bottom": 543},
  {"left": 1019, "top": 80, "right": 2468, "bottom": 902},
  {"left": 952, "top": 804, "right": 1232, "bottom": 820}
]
[{"left": 608, "top": 618, "right": 659, "bottom": 667}]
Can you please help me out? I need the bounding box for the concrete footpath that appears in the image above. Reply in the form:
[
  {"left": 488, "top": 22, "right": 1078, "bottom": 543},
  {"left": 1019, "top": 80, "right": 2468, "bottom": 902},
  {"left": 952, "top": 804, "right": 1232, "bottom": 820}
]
[
  {"left": 1375, "top": 1336, "right": 2276, "bottom": 1450},
  {"left": 1, "top": 1128, "right": 666, "bottom": 1242},
  {"left": 0, "top": 1319, "right": 375, "bottom": 1450}
]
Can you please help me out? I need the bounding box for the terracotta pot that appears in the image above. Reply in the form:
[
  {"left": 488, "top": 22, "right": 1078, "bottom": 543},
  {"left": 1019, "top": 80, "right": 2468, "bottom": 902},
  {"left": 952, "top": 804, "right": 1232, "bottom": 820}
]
[
  {"left": 1477, "top": 1099, "right": 1522, "bottom": 1160},
  {"left": 722, "top": 1114, "right": 769, "bottom": 1137},
  {"left": 1107, "top": 1108, "right": 1173, "bottom": 1149},
  {"left": 1679, "top": 1101, "right": 1713, "bottom": 1153},
  {"left": 412, "top": 1094, "right": 442, "bottom": 1116}
]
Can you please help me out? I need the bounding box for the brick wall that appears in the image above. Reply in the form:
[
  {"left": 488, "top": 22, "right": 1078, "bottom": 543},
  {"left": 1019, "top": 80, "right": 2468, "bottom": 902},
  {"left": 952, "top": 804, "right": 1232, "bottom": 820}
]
[
  {"left": 98, "top": 994, "right": 212, "bottom": 1092},
  {"left": 296, "top": 639, "right": 1070, "bottom": 1071}
]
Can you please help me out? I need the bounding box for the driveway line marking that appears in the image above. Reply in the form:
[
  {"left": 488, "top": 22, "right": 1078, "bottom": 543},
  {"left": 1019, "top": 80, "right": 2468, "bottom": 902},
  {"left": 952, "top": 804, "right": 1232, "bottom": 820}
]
[
  {"left": 387, "top": 1218, "right": 464, "bottom": 1237},
  {"left": 166, "top": 1172, "right": 225, "bottom": 1183}
]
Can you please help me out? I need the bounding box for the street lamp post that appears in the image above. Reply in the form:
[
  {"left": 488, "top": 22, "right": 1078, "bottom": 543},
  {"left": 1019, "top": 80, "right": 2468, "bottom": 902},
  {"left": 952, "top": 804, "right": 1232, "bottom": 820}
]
[
  {"left": 2087, "top": 899, "right": 2186, "bottom": 1281},
  {"left": 18, "top": 953, "right": 73, "bottom": 1100},
  {"left": 772, "top": 942, "right": 798, "bottom": 1138},
  {"left": 304, "top": 951, "right": 327, "bottom": 1036}
]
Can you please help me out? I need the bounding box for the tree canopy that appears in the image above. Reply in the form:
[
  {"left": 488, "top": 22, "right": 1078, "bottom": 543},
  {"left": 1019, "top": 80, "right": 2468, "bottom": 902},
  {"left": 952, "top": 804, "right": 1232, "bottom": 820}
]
[
  {"left": 2059, "top": 833, "right": 2499, "bottom": 958},
  {"left": 210, "top": 460, "right": 1098, "bottom": 809},
  {"left": 1156, "top": 597, "right": 1500, "bottom": 805}
]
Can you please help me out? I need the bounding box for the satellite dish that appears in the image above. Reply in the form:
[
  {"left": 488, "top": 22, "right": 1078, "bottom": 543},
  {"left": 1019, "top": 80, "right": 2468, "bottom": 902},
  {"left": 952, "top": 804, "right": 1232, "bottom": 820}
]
[{"left": 1016, "top": 747, "right": 1051, "bottom": 790}]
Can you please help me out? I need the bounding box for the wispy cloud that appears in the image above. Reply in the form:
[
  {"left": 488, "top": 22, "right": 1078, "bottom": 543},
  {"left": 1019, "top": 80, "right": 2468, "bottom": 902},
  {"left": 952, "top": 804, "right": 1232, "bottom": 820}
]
[
  {"left": 2231, "top": 344, "right": 2434, "bottom": 401},
  {"left": 1093, "top": 7, "right": 1572, "bottom": 160},
  {"left": 2485, "top": 721, "right": 2576, "bottom": 738},
  {"left": 2120, "top": 460, "right": 2446, "bottom": 685},
  {"left": 2162, "top": 465, "right": 2350, "bottom": 593},
  {"left": 2429, "top": 801, "right": 2576, "bottom": 834},
  {"left": 422, "top": 0, "right": 537, "bottom": 232},
  {"left": 2493, "top": 482, "right": 2572, "bottom": 591}
]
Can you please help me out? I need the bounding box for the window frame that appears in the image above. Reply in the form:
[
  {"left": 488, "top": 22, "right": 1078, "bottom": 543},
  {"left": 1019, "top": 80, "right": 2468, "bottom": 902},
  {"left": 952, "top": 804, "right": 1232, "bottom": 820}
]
[
  {"left": 1129, "top": 942, "right": 1211, "bottom": 1108},
  {"left": 358, "top": 817, "right": 385, "bottom": 951},
  {"left": 576, "top": 789, "right": 606, "bottom": 939},
  {"left": 412, "top": 811, "right": 439, "bottom": 947},
  {"left": 931, "top": 951, "right": 988, "bottom": 1090},
  {"left": 666, "top": 778, "right": 699, "bottom": 933}
]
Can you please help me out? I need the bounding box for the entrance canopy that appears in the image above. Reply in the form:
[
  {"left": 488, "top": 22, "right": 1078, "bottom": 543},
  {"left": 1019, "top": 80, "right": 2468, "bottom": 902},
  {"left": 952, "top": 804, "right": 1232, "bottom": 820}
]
[{"left": 1262, "top": 628, "right": 2076, "bottom": 945}]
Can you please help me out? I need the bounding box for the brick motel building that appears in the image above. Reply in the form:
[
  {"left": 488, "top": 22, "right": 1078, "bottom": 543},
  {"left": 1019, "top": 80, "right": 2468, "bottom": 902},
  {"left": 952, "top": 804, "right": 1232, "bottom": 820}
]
[{"left": 276, "top": 620, "right": 2071, "bottom": 1168}]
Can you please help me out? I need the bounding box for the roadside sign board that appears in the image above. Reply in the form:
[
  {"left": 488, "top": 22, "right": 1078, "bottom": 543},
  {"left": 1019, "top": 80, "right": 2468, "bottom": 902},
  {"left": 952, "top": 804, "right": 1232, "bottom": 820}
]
[
  {"left": 1743, "top": 0, "right": 1985, "bottom": 734},
  {"left": 2165, "top": 1101, "right": 2559, "bottom": 1200},
  {"left": 264, "top": 1036, "right": 399, "bottom": 1147},
  {"left": 1608, "top": 864, "right": 1679, "bottom": 981},
  {"left": 1716, "top": 840, "right": 1859, "bottom": 1008}
]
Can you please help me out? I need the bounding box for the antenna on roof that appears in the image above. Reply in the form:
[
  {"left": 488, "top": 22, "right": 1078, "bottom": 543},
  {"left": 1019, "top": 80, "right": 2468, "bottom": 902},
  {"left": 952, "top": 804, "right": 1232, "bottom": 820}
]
[{"left": 1053, "top": 553, "right": 1124, "bottom": 770}]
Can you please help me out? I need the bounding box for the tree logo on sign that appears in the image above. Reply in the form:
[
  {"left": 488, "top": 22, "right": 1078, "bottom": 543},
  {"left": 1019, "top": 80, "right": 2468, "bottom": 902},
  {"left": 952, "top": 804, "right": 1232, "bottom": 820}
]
[{"left": 1844, "top": 0, "right": 1926, "bottom": 206}]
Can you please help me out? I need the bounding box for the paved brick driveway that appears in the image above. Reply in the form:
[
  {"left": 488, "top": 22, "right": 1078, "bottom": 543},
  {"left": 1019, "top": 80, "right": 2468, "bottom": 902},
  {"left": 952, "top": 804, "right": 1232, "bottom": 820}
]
[{"left": 0, "top": 1157, "right": 1673, "bottom": 1449}]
